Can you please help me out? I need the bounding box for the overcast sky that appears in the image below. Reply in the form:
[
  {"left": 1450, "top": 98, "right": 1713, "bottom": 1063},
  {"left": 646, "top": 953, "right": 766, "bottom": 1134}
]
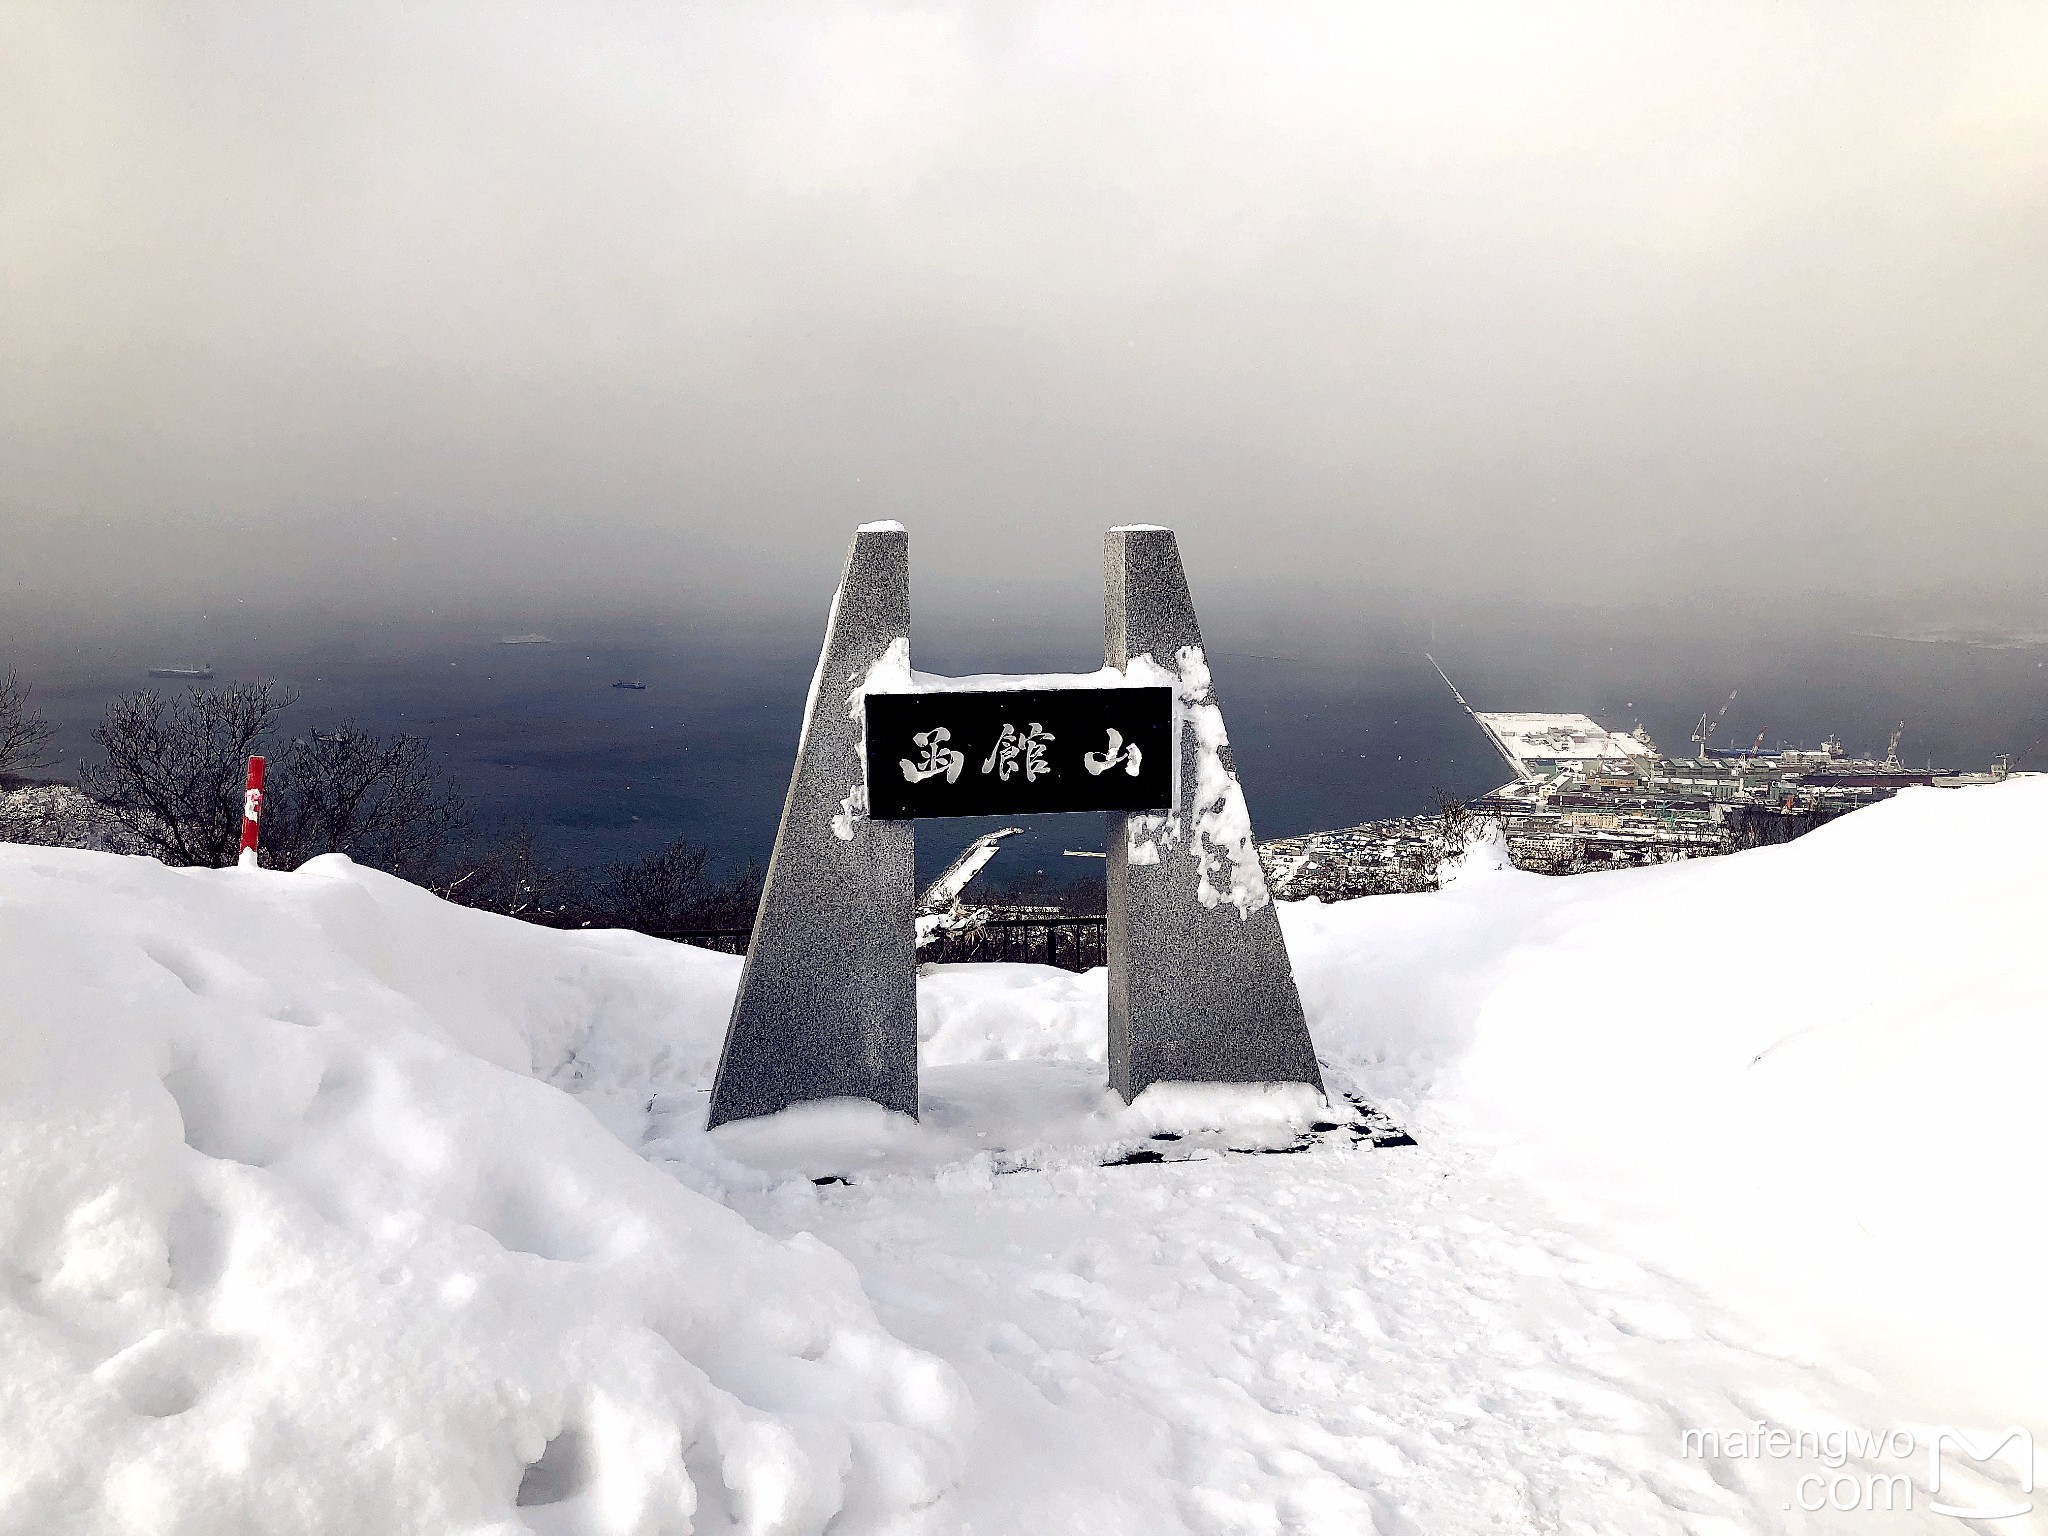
[{"left": 4, "top": 1, "right": 2044, "bottom": 630}]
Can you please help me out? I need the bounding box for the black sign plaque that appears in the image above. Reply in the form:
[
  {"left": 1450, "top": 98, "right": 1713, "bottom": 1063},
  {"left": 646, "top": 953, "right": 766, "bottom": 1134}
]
[{"left": 864, "top": 686, "right": 1174, "bottom": 820}]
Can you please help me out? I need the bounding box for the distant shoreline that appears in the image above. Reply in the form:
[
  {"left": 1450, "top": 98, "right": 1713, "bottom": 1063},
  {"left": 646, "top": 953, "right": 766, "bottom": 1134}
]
[{"left": 1853, "top": 629, "right": 2047, "bottom": 652}]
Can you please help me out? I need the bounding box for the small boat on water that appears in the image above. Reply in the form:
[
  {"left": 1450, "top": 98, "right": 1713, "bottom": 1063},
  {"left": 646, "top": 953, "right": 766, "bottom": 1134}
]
[
  {"left": 612, "top": 680, "right": 648, "bottom": 690},
  {"left": 148, "top": 664, "right": 215, "bottom": 679},
  {"left": 499, "top": 634, "right": 552, "bottom": 646}
]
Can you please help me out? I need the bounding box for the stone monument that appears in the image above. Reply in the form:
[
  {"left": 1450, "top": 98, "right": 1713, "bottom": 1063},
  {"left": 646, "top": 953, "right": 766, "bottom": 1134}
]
[{"left": 704, "top": 521, "right": 1323, "bottom": 1130}]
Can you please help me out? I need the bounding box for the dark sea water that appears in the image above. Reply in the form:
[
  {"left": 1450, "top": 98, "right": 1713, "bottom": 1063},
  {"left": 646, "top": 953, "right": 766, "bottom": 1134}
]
[{"left": 7, "top": 597, "right": 2045, "bottom": 894}]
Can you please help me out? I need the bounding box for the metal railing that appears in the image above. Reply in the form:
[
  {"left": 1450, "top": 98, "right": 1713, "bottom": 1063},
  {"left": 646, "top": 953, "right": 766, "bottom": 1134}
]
[
  {"left": 647, "top": 919, "right": 1110, "bottom": 969},
  {"left": 496, "top": 911, "right": 756, "bottom": 953},
  {"left": 510, "top": 915, "right": 1110, "bottom": 971},
  {"left": 920, "top": 917, "right": 1106, "bottom": 972}
]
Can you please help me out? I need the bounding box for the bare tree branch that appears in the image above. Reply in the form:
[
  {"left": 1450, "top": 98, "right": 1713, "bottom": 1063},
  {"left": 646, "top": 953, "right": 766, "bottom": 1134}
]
[
  {"left": 78, "top": 682, "right": 298, "bottom": 866},
  {"left": 436, "top": 822, "right": 587, "bottom": 916},
  {"left": 265, "top": 723, "right": 468, "bottom": 879},
  {"left": 0, "top": 672, "right": 57, "bottom": 784},
  {"left": 595, "top": 836, "right": 761, "bottom": 931}
]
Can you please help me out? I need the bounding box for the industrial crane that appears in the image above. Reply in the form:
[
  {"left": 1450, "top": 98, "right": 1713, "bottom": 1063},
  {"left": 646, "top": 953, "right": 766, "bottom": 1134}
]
[
  {"left": 1690, "top": 690, "right": 1738, "bottom": 758},
  {"left": 1882, "top": 722, "right": 1906, "bottom": 773}
]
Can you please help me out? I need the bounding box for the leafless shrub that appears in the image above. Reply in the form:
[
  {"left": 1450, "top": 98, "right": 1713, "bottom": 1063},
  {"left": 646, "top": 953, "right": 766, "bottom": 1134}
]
[
  {"left": 1507, "top": 838, "right": 1586, "bottom": 876},
  {"left": 0, "top": 672, "right": 56, "bottom": 785},
  {"left": 437, "top": 827, "right": 763, "bottom": 933},
  {"left": 591, "top": 836, "right": 761, "bottom": 932},
  {"left": 266, "top": 723, "right": 468, "bottom": 880},
  {"left": 79, "top": 682, "right": 298, "bottom": 867},
  {"left": 1425, "top": 787, "right": 1482, "bottom": 859},
  {"left": 437, "top": 822, "right": 588, "bottom": 917}
]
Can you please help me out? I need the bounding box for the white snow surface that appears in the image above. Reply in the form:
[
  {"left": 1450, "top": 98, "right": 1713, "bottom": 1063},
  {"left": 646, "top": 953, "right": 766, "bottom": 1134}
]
[
  {"left": 4, "top": 778, "right": 2046, "bottom": 1532},
  {"left": 0, "top": 854, "right": 964, "bottom": 1536}
]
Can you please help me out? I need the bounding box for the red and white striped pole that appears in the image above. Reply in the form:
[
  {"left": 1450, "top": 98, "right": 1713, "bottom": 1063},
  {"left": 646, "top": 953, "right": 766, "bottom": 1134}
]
[{"left": 236, "top": 755, "right": 265, "bottom": 868}]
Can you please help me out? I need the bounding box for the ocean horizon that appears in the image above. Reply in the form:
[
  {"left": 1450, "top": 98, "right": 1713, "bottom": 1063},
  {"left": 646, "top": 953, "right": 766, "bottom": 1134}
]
[{"left": 7, "top": 598, "right": 2043, "bottom": 891}]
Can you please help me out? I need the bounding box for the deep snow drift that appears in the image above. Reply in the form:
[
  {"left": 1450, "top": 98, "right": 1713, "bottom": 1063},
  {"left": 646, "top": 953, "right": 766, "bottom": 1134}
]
[{"left": 2, "top": 780, "right": 2043, "bottom": 1533}]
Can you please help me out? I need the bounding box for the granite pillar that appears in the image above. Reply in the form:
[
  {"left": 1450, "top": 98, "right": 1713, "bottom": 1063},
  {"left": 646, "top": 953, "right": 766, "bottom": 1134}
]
[
  {"left": 706, "top": 524, "right": 918, "bottom": 1128},
  {"left": 1103, "top": 526, "right": 1325, "bottom": 1102}
]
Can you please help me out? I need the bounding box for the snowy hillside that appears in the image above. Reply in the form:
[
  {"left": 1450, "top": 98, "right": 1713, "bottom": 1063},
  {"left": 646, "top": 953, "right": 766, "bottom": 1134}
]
[{"left": 2, "top": 780, "right": 2043, "bottom": 1533}]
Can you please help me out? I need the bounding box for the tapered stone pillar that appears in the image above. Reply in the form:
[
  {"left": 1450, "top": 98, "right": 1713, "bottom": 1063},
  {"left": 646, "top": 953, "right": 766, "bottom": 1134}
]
[
  {"left": 706, "top": 524, "right": 918, "bottom": 1128},
  {"left": 1103, "top": 526, "right": 1324, "bottom": 1102}
]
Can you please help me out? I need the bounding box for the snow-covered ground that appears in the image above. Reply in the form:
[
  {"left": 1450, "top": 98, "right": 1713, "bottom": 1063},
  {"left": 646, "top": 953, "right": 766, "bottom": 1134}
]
[{"left": 3, "top": 780, "right": 2043, "bottom": 1533}]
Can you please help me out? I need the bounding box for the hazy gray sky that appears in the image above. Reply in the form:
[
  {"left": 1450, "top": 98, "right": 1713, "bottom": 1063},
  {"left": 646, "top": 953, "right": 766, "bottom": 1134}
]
[{"left": 4, "top": 1, "right": 2044, "bottom": 626}]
